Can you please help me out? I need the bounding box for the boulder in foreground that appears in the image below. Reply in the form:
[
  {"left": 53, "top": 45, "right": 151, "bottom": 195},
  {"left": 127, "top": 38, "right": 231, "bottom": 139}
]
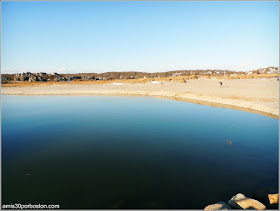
[
  {"left": 268, "top": 193, "right": 279, "bottom": 205},
  {"left": 252, "top": 187, "right": 278, "bottom": 209},
  {"left": 204, "top": 202, "right": 231, "bottom": 210},
  {"left": 228, "top": 193, "right": 266, "bottom": 210}
]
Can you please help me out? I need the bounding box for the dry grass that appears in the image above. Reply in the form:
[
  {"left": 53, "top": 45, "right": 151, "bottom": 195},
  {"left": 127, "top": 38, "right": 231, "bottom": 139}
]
[
  {"left": 2, "top": 74, "right": 278, "bottom": 87},
  {"left": 227, "top": 73, "right": 279, "bottom": 80}
]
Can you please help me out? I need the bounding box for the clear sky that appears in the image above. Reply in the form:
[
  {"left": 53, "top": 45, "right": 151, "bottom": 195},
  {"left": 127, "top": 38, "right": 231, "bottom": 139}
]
[{"left": 1, "top": 1, "right": 279, "bottom": 74}]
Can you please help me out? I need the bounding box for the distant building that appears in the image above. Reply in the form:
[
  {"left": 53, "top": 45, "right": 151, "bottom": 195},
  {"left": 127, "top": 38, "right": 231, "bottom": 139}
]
[{"left": 267, "top": 68, "right": 278, "bottom": 74}]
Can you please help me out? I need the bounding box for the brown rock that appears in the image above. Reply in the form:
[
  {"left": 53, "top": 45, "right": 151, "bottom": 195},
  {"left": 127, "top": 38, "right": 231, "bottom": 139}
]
[
  {"left": 252, "top": 187, "right": 278, "bottom": 209},
  {"left": 204, "top": 202, "right": 231, "bottom": 210},
  {"left": 268, "top": 193, "right": 279, "bottom": 205},
  {"left": 228, "top": 193, "right": 266, "bottom": 210}
]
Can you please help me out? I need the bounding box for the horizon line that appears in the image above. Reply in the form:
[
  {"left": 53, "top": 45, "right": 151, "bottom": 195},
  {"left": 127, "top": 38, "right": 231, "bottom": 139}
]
[{"left": 2, "top": 66, "right": 279, "bottom": 75}]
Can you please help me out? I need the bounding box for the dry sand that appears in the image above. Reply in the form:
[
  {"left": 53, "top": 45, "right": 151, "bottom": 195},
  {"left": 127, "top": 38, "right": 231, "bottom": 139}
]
[{"left": 2, "top": 78, "right": 279, "bottom": 118}]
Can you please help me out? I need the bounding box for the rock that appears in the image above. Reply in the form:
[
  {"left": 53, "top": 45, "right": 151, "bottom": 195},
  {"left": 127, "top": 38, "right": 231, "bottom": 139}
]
[
  {"left": 268, "top": 193, "right": 279, "bottom": 205},
  {"left": 252, "top": 187, "right": 278, "bottom": 209},
  {"left": 204, "top": 202, "right": 231, "bottom": 210},
  {"left": 228, "top": 193, "right": 266, "bottom": 210}
]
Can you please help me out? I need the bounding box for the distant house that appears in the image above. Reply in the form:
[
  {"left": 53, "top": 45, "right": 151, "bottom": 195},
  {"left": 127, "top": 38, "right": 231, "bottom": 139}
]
[
  {"left": 102, "top": 76, "right": 111, "bottom": 80},
  {"left": 53, "top": 75, "right": 64, "bottom": 81},
  {"left": 51, "top": 72, "right": 58, "bottom": 75},
  {"left": 170, "top": 72, "right": 182, "bottom": 77},
  {"left": 1, "top": 76, "right": 8, "bottom": 81},
  {"left": 267, "top": 68, "right": 278, "bottom": 74},
  {"left": 258, "top": 68, "right": 266, "bottom": 74},
  {"left": 28, "top": 75, "right": 37, "bottom": 82}
]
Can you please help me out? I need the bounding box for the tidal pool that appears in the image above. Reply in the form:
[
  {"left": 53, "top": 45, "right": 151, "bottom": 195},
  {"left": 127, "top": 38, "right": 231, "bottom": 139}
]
[{"left": 1, "top": 95, "right": 279, "bottom": 209}]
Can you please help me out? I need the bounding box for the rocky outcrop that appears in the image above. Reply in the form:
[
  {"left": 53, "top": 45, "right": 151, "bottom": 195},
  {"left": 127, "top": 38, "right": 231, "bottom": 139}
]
[{"left": 228, "top": 193, "right": 266, "bottom": 210}]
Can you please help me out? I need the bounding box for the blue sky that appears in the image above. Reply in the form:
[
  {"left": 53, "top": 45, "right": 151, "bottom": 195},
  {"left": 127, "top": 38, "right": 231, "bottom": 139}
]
[{"left": 1, "top": 1, "right": 279, "bottom": 73}]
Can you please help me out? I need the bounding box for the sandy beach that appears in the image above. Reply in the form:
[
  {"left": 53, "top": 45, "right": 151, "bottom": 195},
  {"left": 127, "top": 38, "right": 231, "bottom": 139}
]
[{"left": 2, "top": 78, "right": 279, "bottom": 118}]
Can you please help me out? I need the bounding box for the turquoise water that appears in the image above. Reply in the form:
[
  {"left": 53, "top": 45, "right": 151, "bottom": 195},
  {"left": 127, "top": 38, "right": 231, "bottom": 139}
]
[{"left": 1, "top": 95, "right": 279, "bottom": 209}]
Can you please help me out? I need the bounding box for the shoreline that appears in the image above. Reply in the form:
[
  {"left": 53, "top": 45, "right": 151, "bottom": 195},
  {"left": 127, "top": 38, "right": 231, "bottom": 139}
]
[
  {"left": 2, "top": 79, "right": 279, "bottom": 119},
  {"left": 2, "top": 89, "right": 279, "bottom": 119}
]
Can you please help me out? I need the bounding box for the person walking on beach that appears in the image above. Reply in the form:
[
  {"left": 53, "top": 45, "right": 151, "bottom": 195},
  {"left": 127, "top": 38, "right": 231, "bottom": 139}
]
[
  {"left": 183, "top": 78, "right": 187, "bottom": 83},
  {"left": 219, "top": 81, "right": 223, "bottom": 88}
]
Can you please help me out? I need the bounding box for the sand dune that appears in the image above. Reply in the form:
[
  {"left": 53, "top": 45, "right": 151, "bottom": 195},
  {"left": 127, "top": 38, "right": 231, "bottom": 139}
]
[{"left": 2, "top": 78, "right": 279, "bottom": 118}]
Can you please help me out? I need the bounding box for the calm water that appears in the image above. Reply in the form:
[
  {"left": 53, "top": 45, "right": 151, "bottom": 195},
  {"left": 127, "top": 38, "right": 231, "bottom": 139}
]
[{"left": 1, "top": 95, "right": 279, "bottom": 209}]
